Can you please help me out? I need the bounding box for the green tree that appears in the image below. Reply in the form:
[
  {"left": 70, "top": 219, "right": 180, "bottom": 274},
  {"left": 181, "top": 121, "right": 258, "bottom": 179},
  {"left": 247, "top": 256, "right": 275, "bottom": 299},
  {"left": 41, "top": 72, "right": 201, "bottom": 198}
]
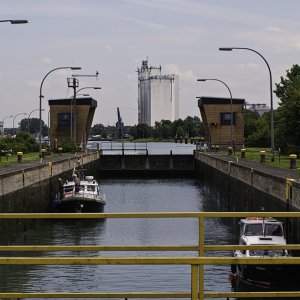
[
  {"left": 90, "top": 123, "right": 108, "bottom": 139},
  {"left": 246, "top": 116, "right": 270, "bottom": 147},
  {"left": 183, "top": 116, "right": 204, "bottom": 137},
  {"left": 19, "top": 118, "right": 48, "bottom": 136},
  {"left": 244, "top": 110, "right": 260, "bottom": 139},
  {"left": 274, "top": 64, "right": 300, "bottom": 150}
]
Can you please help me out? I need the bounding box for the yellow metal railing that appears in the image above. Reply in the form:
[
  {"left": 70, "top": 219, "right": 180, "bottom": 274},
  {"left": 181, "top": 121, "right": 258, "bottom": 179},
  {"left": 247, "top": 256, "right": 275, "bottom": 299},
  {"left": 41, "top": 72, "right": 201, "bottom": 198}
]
[{"left": 0, "top": 211, "right": 300, "bottom": 299}]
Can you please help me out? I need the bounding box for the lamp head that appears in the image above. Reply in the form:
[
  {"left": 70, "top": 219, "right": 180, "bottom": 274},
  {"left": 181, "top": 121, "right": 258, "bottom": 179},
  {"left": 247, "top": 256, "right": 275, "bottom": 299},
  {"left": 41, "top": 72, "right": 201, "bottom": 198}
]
[
  {"left": 197, "top": 79, "right": 206, "bottom": 82},
  {"left": 94, "top": 87, "right": 101, "bottom": 89},
  {"left": 10, "top": 20, "right": 28, "bottom": 24},
  {"left": 219, "top": 47, "right": 233, "bottom": 51},
  {"left": 71, "top": 67, "right": 82, "bottom": 70}
]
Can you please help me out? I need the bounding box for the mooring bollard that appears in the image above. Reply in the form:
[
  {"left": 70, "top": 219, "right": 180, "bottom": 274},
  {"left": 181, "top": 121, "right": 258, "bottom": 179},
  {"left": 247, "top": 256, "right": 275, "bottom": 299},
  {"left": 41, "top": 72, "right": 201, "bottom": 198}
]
[
  {"left": 240, "top": 148, "right": 246, "bottom": 158},
  {"left": 17, "top": 151, "right": 23, "bottom": 163},
  {"left": 260, "top": 150, "right": 266, "bottom": 163},
  {"left": 227, "top": 147, "right": 233, "bottom": 155},
  {"left": 289, "top": 154, "right": 297, "bottom": 169},
  {"left": 41, "top": 148, "right": 46, "bottom": 158}
]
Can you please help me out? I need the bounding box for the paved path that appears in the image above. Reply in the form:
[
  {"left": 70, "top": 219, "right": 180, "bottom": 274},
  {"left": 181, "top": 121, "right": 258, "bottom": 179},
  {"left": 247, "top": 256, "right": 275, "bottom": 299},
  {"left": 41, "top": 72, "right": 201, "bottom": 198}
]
[
  {"left": 1, "top": 152, "right": 299, "bottom": 181},
  {"left": 0, "top": 155, "right": 77, "bottom": 175},
  {"left": 207, "top": 153, "right": 299, "bottom": 180}
]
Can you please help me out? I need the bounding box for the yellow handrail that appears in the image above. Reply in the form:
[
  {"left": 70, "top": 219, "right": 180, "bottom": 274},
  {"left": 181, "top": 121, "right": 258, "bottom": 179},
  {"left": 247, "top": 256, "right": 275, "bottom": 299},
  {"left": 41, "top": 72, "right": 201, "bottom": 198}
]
[{"left": 0, "top": 211, "right": 300, "bottom": 299}]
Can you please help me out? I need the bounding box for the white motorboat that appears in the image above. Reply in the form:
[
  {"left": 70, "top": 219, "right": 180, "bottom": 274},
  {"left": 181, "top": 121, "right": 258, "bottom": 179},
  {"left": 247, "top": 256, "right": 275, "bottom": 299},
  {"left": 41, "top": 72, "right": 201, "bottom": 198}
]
[
  {"left": 53, "top": 172, "right": 106, "bottom": 213},
  {"left": 231, "top": 217, "right": 292, "bottom": 286}
]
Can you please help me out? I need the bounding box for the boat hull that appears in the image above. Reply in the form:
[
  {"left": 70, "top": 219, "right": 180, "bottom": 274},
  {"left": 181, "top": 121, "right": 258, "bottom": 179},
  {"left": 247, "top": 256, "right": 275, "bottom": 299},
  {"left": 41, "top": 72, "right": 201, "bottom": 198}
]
[
  {"left": 235, "top": 264, "right": 296, "bottom": 286},
  {"left": 56, "top": 198, "right": 105, "bottom": 213}
]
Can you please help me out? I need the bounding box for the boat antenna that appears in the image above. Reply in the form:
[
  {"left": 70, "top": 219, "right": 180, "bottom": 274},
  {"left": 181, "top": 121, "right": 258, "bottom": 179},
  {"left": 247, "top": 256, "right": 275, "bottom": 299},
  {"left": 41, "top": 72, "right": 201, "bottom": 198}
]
[{"left": 262, "top": 206, "right": 265, "bottom": 236}]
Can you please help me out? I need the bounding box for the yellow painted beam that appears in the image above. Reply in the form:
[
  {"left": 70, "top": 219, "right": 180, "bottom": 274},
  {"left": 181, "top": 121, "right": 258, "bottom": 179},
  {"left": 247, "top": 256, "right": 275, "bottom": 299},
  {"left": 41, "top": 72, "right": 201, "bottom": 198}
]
[
  {"left": 0, "top": 245, "right": 198, "bottom": 252},
  {"left": 0, "top": 211, "right": 300, "bottom": 219},
  {"left": 0, "top": 256, "right": 299, "bottom": 265}
]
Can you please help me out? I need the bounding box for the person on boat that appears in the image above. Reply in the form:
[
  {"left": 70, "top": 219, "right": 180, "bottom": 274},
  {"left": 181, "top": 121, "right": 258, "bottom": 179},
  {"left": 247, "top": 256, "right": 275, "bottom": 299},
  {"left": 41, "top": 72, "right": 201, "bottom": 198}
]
[
  {"left": 74, "top": 173, "right": 80, "bottom": 194},
  {"left": 58, "top": 178, "right": 64, "bottom": 199}
]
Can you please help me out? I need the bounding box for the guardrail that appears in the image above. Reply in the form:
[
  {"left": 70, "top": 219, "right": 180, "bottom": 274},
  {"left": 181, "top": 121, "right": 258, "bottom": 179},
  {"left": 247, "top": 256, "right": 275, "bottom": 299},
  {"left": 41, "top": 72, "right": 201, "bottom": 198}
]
[{"left": 0, "top": 212, "right": 300, "bottom": 299}]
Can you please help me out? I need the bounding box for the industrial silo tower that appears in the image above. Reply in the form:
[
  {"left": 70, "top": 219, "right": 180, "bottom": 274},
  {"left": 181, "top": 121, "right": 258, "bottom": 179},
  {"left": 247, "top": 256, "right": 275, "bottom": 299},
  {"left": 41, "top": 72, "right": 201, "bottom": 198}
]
[{"left": 137, "top": 60, "right": 179, "bottom": 126}]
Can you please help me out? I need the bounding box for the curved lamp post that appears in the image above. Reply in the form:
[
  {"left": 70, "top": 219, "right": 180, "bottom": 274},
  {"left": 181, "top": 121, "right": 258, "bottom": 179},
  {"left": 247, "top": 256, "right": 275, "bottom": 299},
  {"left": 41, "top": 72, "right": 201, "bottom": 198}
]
[
  {"left": 39, "top": 66, "right": 81, "bottom": 153},
  {"left": 1, "top": 115, "right": 13, "bottom": 135},
  {"left": 76, "top": 86, "right": 101, "bottom": 95},
  {"left": 13, "top": 112, "right": 27, "bottom": 136},
  {"left": 0, "top": 19, "right": 28, "bottom": 24},
  {"left": 197, "top": 78, "right": 233, "bottom": 148},
  {"left": 219, "top": 47, "right": 274, "bottom": 162},
  {"left": 28, "top": 108, "right": 44, "bottom": 133}
]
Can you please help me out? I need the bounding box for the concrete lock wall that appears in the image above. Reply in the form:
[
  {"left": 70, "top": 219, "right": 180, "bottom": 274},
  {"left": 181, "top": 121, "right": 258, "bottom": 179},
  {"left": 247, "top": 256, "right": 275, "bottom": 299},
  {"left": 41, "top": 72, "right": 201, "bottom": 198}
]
[
  {"left": 194, "top": 151, "right": 300, "bottom": 243},
  {"left": 99, "top": 154, "right": 194, "bottom": 171},
  {"left": 0, "top": 151, "right": 101, "bottom": 244}
]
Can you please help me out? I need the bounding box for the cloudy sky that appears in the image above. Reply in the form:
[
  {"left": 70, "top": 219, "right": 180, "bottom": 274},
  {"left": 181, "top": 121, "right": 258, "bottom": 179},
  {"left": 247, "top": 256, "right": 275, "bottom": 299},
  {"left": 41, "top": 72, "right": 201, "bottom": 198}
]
[{"left": 1, "top": 0, "right": 300, "bottom": 127}]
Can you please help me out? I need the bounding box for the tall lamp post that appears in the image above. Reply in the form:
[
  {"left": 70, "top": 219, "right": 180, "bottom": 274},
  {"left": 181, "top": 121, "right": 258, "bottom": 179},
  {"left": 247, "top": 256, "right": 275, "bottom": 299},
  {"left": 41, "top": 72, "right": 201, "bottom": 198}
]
[
  {"left": 1, "top": 115, "right": 13, "bottom": 135},
  {"left": 219, "top": 47, "right": 275, "bottom": 162},
  {"left": 28, "top": 108, "right": 44, "bottom": 133},
  {"left": 39, "top": 66, "right": 81, "bottom": 154},
  {"left": 197, "top": 78, "right": 233, "bottom": 148},
  {"left": 1, "top": 20, "right": 27, "bottom": 135},
  {"left": 13, "top": 112, "right": 27, "bottom": 136}
]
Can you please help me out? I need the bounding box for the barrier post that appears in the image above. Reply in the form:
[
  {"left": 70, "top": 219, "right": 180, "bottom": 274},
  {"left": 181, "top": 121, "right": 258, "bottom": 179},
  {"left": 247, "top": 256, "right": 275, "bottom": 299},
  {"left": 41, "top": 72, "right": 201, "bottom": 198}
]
[
  {"left": 289, "top": 154, "right": 297, "bottom": 169},
  {"left": 260, "top": 150, "right": 266, "bottom": 162},
  {"left": 241, "top": 148, "right": 246, "bottom": 158},
  {"left": 17, "top": 151, "right": 23, "bottom": 163}
]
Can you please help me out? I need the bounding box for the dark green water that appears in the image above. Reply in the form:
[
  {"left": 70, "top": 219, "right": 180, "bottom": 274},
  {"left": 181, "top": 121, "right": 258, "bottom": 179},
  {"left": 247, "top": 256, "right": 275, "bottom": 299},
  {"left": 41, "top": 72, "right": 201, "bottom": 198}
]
[{"left": 0, "top": 176, "right": 297, "bottom": 299}]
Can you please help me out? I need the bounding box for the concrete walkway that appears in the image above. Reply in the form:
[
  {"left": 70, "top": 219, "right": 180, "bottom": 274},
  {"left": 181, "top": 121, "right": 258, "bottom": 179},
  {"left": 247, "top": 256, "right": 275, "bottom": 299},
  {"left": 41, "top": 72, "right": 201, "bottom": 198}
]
[
  {"left": 0, "top": 154, "right": 78, "bottom": 176},
  {"left": 1, "top": 152, "right": 299, "bottom": 181},
  {"left": 207, "top": 152, "right": 299, "bottom": 181}
]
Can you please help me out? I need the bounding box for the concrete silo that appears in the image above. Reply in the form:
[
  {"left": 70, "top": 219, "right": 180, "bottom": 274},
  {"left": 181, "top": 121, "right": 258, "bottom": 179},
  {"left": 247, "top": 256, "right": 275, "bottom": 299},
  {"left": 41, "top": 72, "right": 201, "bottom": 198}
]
[{"left": 137, "top": 60, "right": 179, "bottom": 126}]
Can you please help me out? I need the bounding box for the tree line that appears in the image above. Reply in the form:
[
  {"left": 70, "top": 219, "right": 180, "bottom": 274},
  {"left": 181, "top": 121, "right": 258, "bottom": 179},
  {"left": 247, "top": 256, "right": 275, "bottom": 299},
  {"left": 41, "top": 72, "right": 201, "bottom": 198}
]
[{"left": 90, "top": 116, "right": 205, "bottom": 140}]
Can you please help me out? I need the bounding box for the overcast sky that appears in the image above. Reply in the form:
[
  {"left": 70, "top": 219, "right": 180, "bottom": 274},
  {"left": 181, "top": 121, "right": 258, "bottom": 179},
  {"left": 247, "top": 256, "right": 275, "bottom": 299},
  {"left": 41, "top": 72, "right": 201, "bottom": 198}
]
[{"left": 1, "top": 0, "right": 300, "bottom": 127}]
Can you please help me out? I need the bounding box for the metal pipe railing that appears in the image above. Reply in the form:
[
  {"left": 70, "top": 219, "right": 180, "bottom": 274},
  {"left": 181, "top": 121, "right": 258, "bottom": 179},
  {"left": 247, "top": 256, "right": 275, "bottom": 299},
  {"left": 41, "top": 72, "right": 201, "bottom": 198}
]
[{"left": 0, "top": 211, "right": 300, "bottom": 299}]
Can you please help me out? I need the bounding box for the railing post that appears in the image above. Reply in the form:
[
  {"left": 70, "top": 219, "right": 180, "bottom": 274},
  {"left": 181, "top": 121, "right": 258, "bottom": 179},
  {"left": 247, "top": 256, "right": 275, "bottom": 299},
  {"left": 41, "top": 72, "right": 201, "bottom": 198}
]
[
  {"left": 199, "top": 214, "right": 204, "bottom": 300},
  {"left": 191, "top": 264, "right": 199, "bottom": 300}
]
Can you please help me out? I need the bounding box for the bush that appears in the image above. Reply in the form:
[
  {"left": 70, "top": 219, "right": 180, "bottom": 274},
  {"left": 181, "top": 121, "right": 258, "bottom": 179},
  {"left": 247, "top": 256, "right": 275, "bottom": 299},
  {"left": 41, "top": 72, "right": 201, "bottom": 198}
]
[
  {"left": 58, "top": 139, "right": 78, "bottom": 153},
  {"left": 0, "top": 132, "right": 38, "bottom": 153}
]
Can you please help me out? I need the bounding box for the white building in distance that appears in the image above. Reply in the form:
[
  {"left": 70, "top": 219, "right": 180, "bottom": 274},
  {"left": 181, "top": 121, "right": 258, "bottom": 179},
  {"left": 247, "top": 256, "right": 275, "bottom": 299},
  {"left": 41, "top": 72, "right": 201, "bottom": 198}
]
[{"left": 137, "top": 60, "right": 179, "bottom": 126}]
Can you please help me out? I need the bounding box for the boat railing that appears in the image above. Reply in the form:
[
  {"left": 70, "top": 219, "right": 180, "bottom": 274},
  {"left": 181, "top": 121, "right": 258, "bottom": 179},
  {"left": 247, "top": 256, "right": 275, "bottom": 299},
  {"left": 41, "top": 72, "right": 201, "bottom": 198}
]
[
  {"left": 1, "top": 211, "right": 300, "bottom": 299},
  {"left": 63, "top": 185, "right": 99, "bottom": 199}
]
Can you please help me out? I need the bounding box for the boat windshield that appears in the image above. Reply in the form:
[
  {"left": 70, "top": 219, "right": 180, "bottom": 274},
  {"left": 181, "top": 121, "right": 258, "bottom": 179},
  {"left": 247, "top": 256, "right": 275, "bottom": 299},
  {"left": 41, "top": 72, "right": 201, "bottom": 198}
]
[
  {"left": 87, "top": 185, "right": 96, "bottom": 192},
  {"left": 264, "top": 224, "right": 283, "bottom": 236},
  {"left": 249, "top": 249, "right": 287, "bottom": 257},
  {"left": 244, "top": 224, "right": 263, "bottom": 236}
]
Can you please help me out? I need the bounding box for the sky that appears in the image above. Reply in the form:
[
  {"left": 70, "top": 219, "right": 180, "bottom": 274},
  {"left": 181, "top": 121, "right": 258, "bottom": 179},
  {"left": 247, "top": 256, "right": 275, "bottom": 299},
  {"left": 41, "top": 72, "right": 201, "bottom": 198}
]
[{"left": 1, "top": 0, "right": 300, "bottom": 128}]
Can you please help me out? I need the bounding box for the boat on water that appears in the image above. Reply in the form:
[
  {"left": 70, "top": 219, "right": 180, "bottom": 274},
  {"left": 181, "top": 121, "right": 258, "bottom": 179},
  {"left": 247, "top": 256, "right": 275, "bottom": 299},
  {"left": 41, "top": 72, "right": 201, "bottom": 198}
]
[
  {"left": 231, "top": 217, "right": 292, "bottom": 286},
  {"left": 52, "top": 170, "right": 106, "bottom": 213}
]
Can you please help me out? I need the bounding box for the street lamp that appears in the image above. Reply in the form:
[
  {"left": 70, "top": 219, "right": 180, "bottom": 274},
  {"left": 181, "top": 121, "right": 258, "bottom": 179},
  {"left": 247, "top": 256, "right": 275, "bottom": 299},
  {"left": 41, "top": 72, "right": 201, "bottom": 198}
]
[
  {"left": 1, "top": 115, "right": 13, "bottom": 136},
  {"left": 13, "top": 112, "right": 27, "bottom": 136},
  {"left": 1, "top": 19, "right": 27, "bottom": 135},
  {"left": 0, "top": 20, "right": 28, "bottom": 24},
  {"left": 76, "top": 86, "right": 101, "bottom": 95},
  {"left": 197, "top": 78, "right": 233, "bottom": 148},
  {"left": 39, "top": 66, "right": 81, "bottom": 154},
  {"left": 28, "top": 108, "right": 44, "bottom": 133},
  {"left": 219, "top": 47, "right": 275, "bottom": 162}
]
